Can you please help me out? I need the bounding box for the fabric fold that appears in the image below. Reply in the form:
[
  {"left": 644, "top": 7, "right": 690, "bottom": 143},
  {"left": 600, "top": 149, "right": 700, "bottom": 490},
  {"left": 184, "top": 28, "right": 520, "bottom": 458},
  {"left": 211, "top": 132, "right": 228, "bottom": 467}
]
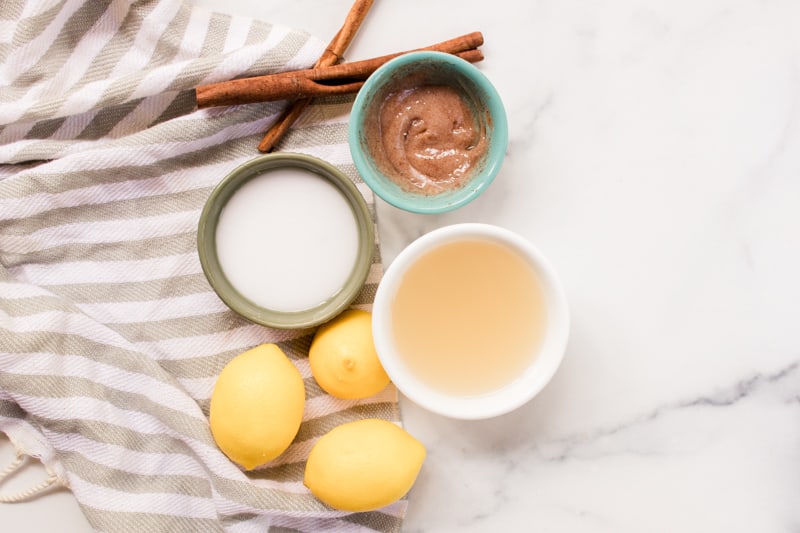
[{"left": 0, "top": 1, "right": 402, "bottom": 531}]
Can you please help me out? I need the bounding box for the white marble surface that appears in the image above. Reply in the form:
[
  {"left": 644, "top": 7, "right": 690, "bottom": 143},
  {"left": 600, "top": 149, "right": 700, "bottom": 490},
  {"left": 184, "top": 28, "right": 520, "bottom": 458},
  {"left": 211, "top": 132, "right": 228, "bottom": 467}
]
[{"left": 4, "top": 0, "right": 800, "bottom": 531}]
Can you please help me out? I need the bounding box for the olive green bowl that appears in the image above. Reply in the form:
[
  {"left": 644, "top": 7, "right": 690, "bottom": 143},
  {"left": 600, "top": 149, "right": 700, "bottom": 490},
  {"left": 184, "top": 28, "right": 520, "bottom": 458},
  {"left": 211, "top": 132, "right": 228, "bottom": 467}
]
[{"left": 197, "top": 153, "right": 374, "bottom": 329}]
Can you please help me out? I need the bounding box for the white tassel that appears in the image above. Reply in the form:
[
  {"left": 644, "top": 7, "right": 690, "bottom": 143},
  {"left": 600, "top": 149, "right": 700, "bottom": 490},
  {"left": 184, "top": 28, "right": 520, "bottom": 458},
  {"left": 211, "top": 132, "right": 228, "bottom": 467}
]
[{"left": 0, "top": 451, "right": 62, "bottom": 503}]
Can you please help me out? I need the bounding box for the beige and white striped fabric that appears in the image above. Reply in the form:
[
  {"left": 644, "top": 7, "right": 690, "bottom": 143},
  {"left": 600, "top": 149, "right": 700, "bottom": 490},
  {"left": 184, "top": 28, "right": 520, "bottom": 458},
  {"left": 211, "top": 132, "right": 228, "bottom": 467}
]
[{"left": 0, "top": 1, "right": 404, "bottom": 531}]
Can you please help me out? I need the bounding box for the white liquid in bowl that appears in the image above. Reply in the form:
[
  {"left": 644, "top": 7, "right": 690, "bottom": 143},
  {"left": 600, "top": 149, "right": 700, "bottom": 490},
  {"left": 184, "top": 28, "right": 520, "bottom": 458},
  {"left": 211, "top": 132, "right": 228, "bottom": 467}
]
[{"left": 215, "top": 167, "right": 360, "bottom": 312}]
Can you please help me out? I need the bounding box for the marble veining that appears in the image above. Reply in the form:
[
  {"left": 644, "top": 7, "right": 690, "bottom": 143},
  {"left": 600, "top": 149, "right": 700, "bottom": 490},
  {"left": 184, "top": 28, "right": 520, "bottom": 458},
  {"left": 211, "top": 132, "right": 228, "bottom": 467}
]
[
  {"left": 4, "top": 0, "right": 800, "bottom": 531},
  {"left": 399, "top": 358, "right": 799, "bottom": 532},
  {"left": 538, "top": 361, "right": 799, "bottom": 462}
]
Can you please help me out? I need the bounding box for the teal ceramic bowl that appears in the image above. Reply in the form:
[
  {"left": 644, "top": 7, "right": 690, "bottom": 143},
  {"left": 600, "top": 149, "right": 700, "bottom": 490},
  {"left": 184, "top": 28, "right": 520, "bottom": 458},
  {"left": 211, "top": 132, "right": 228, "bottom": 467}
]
[
  {"left": 197, "top": 153, "right": 374, "bottom": 329},
  {"left": 349, "top": 51, "right": 508, "bottom": 214}
]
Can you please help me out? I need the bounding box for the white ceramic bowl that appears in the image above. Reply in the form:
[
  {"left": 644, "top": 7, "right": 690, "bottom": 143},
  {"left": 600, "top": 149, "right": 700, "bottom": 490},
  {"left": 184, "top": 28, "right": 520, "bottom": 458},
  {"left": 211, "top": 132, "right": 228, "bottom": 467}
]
[{"left": 372, "top": 223, "right": 570, "bottom": 419}]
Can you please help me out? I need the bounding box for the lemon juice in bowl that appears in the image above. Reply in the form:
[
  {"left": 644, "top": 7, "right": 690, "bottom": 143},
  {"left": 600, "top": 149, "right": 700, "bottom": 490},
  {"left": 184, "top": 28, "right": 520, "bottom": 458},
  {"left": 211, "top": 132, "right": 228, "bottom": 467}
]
[
  {"left": 372, "top": 223, "right": 570, "bottom": 420},
  {"left": 391, "top": 238, "right": 547, "bottom": 395}
]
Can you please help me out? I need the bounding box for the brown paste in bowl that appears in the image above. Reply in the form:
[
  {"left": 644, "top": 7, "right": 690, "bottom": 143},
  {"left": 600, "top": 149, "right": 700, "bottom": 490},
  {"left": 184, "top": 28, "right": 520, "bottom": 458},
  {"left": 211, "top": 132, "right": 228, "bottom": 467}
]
[{"left": 367, "top": 84, "right": 488, "bottom": 195}]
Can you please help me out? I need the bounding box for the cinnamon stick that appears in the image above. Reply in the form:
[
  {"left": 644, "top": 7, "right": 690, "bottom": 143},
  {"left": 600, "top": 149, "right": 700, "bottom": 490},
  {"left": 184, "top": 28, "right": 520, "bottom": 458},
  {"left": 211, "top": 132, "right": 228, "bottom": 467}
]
[
  {"left": 195, "top": 32, "right": 484, "bottom": 109},
  {"left": 324, "top": 0, "right": 374, "bottom": 64},
  {"left": 452, "top": 48, "right": 484, "bottom": 64},
  {"left": 258, "top": 0, "right": 374, "bottom": 152}
]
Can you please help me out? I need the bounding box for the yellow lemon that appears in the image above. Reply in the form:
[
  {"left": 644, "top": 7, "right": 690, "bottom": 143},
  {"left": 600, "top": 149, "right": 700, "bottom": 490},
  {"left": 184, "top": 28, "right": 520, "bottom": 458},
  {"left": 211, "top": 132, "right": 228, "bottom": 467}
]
[
  {"left": 209, "top": 344, "right": 305, "bottom": 470},
  {"left": 304, "top": 418, "right": 426, "bottom": 512},
  {"left": 309, "top": 309, "right": 390, "bottom": 399}
]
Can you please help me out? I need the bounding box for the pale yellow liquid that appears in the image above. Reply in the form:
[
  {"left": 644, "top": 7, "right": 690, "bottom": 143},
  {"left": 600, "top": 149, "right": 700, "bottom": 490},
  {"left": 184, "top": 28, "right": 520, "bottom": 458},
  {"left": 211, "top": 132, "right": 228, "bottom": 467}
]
[{"left": 391, "top": 239, "right": 547, "bottom": 396}]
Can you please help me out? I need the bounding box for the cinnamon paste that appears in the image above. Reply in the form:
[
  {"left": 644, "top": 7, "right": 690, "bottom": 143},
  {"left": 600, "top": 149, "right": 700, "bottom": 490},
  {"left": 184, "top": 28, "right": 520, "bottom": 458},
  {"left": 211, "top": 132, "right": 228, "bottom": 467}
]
[{"left": 368, "top": 84, "right": 488, "bottom": 195}]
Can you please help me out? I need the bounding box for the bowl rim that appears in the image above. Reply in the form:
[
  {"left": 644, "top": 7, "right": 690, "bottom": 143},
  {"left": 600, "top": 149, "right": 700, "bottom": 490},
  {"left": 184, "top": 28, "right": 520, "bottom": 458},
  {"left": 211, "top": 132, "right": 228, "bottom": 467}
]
[
  {"left": 197, "top": 153, "right": 374, "bottom": 329},
  {"left": 349, "top": 51, "right": 509, "bottom": 214},
  {"left": 372, "top": 223, "right": 570, "bottom": 419}
]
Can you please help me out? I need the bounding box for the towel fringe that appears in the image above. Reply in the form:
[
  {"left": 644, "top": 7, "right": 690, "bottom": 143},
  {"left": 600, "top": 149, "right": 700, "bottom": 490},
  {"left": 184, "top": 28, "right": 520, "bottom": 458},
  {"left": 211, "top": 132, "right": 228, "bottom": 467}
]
[
  {"left": 0, "top": 449, "right": 63, "bottom": 503},
  {"left": 0, "top": 452, "right": 24, "bottom": 483}
]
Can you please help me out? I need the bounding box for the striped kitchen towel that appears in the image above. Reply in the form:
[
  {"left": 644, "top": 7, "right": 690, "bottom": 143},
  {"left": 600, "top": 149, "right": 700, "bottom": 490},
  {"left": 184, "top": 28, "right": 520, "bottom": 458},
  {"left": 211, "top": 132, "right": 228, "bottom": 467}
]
[{"left": 0, "top": 1, "right": 404, "bottom": 532}]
